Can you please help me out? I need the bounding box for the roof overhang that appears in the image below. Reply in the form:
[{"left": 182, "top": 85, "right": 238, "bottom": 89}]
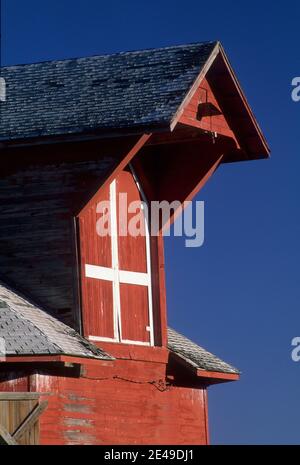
[
  {"left": 0, "top": 42, "right": 269, "bottom": 163},
  {"left": 169, "top": 351, "right": 240, "bottom": 385},
  {"left": 170, "top": 41, "right": 270, "bottom": 162},
  {"left": 0, "top": 354, "right": 114, "bottom": 365}
]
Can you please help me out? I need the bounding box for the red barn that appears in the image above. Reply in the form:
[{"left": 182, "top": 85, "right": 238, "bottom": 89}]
[{"left": 0, "top": 41, "right": 269, "bottom": 445}]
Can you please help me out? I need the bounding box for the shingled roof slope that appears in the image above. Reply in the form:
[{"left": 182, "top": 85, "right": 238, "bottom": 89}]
[
  {"left": 0, "top": 281, "right": 238, "bottom": 373},
  {"left": 0, "top": 281, "right": 113, "bottom": 360},
  {"left": 0, "top": 41, "right": 217, "bottom": 142},
  {"left": 168, "top": 327, "right": 239, "bottom": 375}
]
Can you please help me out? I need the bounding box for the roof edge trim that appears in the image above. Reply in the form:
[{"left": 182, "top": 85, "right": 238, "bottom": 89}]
[
  {"left": 218, "top": 43, "right": 270, "bottom": 156},
  {"left": 170, "top": 41, "right": 221, "bottom": 131}
]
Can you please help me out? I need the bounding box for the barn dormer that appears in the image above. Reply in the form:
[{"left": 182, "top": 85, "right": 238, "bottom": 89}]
[
  {"left": 0, "top": 42, "right": 268, "bottom": 366},
  {"left": 0, "top": 41, "right": 269, "bottom": 350},
  {"left": 67, "top": 41, "right": 268, "bottom": 354},
  {"left": 0, "top": 43, "right": 269, "bottom": 445}
]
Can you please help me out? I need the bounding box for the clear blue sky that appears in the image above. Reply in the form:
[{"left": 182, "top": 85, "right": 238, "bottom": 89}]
[{"left": 2, "top": 0, "right": 300, "bottom": 445}]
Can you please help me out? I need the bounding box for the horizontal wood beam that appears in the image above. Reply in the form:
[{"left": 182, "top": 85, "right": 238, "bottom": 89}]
[
  {"left": 196, "top": 369, "right": 240, "bottom": 382},
  {"left": 147, "top": 127, "right": 218, "bottom": 146},
  {"left": 0, "top": 393, "right": 41, "bottom": 400},
  {"left": 170, "top": 352, "right": 239, "bottom": 383},
  {"left": 0, "top": 355, "right": 114, "bottom": 365}
]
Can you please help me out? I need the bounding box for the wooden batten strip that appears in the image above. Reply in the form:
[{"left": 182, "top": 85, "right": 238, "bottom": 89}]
[
  {"left": 0, "top": 425, "right": 18, "bottom": 446},
  {"left": 0, "top": 393, "right": 41, "bottom": 400}
]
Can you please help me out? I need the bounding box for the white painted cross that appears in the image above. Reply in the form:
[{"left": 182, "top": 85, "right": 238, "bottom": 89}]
[{"left": 85, "top": 177, "right": 154, "bottom": 346}]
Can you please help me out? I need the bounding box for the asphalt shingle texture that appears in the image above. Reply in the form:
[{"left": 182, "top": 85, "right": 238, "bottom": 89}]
[
  {"left": 0, "top": 41, "right": 217, "bottom": 141},
  {"left": 168, "top": 328, "right": 239, "bottom": 374},
  {"left": 0, "top": 281, "right": 113, "bottom": 359},
  {"left": 0, "top": 282, "right": 237, "bottom": 373}
]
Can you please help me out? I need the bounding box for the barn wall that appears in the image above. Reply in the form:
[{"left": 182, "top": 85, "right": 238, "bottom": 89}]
[
  {"left": 0, "top": 370, "right": 30, "bottom": 392},
  {"left": 0, "top": 360, "right": 208, "bottom": 445},
  {"left": 37, "top": 360, "right": 208, "bottom": 445},
  {"left": 0, "top": 141, "right": 117, "bottom": 328}
]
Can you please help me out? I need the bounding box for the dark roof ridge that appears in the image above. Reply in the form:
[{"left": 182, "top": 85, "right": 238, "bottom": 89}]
[{"left": 0, "top": 40, "right": 218, "bottom": 70}]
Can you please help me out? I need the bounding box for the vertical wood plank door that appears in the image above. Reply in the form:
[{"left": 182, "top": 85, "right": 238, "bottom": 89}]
[
  {"left": 0, "top": 394, "right": 47, "bottom": 445},
  {"left": 79, "top": 167, "right": 154, "bottom": 346},
  {"left": 116, "top": 169, "right": 153, "bottom": 345},
  {"left": 79, "top": 183, "right": 115, "bottom": 341}
]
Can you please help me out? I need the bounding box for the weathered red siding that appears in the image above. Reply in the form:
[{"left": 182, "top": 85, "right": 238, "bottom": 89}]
[
  {"left": 179, "top": 76, "right": 237, "bottom": 140},
  {"left": 79, "top": 181, "right": 115, "bottom": 340},
  {"left": 0, "top": 360, "right": 208, "bottom": 445},
  {"left": 0, "top": 372, "right": 30, "bottom": 392},
  {"left": 37, "top": 360, "right": 208, "bottom": 445}
]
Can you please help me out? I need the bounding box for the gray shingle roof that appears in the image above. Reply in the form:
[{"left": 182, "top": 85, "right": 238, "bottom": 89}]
[
  {"left": 0, "top": 281, "right": 237, "bottom": 374},
  {"left": 0, "top": 281, "right": 113, "bottom": 360},
  {"left": 168, "top": 328, "right": 239, "bottom": 375},
  {"left": 0, "top": 41, "right": 217, "bottom": 142}
]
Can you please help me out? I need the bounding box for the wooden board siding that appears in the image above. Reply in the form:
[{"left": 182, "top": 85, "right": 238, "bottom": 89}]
[
  {"left": 116, "top": 171, "right": 148, "bottom": 274},
  {"left": 79, "top": 182, "right": 115, "bottom": 340},
  {"left": 83, "top": 279, "right": 115, "bottom": 339},
  {"left": 0, "top": 141, "right": 122, "bottom": 329},
  {"left": 116, "top": 169, "right": 151, "bottom": 344},
  {"left": 0, "top": 372, "right": 30, "bottom": 392},
  {"left": 120, "top": 283, "right": 150, "bottom": 343},
  {"left": 179, "top": 76, "right": 238, "bottom": 142},
  {"left": 0, "top": 398, "right": 40, "bottom": 445},
  {"left": 32, "top": 360, "right": 208, "bottom": 445}
]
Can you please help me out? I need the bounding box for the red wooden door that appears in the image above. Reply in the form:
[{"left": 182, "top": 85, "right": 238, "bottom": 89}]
[
  {"left": 79, "top": 168, "right": 154, "bottom": 346},
  {"left": 79, "top": 183, "right": 115, "bottom": 340}
]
